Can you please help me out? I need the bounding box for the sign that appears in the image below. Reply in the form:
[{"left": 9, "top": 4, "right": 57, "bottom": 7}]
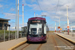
[
  {"left": 67, "top": 26, "right": 69, "bottom": 29},
  {"left": 32, "top": 21, "right": 40, "bottom": 23},
  {"left": 60, "top": 28, "right": 62, "bottom": 30},
  {"left": 58, "top": 26, "right": 60, "bottom": 29}
]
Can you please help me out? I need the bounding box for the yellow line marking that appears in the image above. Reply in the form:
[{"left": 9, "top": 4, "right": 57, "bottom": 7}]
[
  {"left": 8, "top": 40, "right": 27, "bottom": 50},
  {"left": 56, "top": 34, "right": 75, "bottom": 43}
]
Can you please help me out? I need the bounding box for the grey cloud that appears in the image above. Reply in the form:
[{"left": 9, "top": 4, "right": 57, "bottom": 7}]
[{"left": 4, "top": 13, "right": 22, "bottom": 19}]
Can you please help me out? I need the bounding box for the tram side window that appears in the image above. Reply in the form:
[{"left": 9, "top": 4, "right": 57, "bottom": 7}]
[{"left": 44, "top": 24, "right": 46, "bottom": 34}]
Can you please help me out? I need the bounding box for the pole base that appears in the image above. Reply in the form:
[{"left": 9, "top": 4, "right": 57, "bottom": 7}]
[{"left": 67, "top": 29, "right": 69, "bottom": 35}]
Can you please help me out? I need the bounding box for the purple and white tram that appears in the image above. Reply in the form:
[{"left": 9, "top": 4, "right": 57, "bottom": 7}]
[{"left": 27, "top": 17, "right": 47, "bottom": 42}]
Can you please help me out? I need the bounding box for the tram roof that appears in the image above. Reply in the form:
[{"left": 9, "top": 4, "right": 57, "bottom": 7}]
[{"left": 28, "top": 17, "right": 46, "bottom": 21}]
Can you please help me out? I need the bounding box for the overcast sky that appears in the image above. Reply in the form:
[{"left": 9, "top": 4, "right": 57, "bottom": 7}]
[{"left": 0, "top": 0, "right": 75, "bottom": 31}]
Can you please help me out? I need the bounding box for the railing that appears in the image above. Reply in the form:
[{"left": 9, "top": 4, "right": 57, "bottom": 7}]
[
  {"left": 59, "top": 32, "right": 75, "bottom": 37},
  {"left": 0, "top": 33, "right": 27, "bottom": 42}
]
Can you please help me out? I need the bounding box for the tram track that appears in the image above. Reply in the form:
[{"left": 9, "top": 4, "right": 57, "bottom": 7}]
[
  {"left": 36, "top": 44, "right": 42, "bottom": 50},
  {"left": 50, "top": 33, "right": 60, "bottom": 50},
  {"left": 20, "top": 44, "right": 30, "bottom": 50},
  {"left": 49, "top": 34, "right": 57, "bottom": 50},
  {"left": 73, "top": 46, "right": 75, "bottom": 50}
]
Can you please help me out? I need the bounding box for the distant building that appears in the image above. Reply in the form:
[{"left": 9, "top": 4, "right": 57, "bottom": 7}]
[
  {"left": 21, "top": 26, "right": 27, "bottom": 33},
  {"left": 0, "top": 18, "right": 10, "bottom": 30},
  {"left": 21, "top": 26, "right": 27, "bottom": 37}
]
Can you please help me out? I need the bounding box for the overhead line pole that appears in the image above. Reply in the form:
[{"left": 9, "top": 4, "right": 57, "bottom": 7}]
[
  {"left": 59, "top": 17, "right": 60, "bottom": 33},
  {"left": 15, "top": 0, "right": 18, "bottom": 39},
  {"left": 71, "top": 27, "right": 73, "bottom": 32},
  {"left": 34, "top": 12, "right": 35, "bottom": 17},
  {"left": 4, "top": 26, "right": 5, "bottom": 41},
  {"left": 55, "top": 22, "right": 56, "bottom": 32},
  {"left": 17, "top": 0, "right": 19, "bottom": 39},
  {"left": 22, "top": 4, "right": 24, "bottom": 27},
  {"left": 56, "top": 0, "right": 59, "bottom": 13},
  {"left": 66, "top": 5, "right": 69, "bottom": 35},
  {"left": 55, "top": 0, "right": 60, "bottom": 33},
  {"left": 59, "top": 17, "right": 60, "bottom": 26}
]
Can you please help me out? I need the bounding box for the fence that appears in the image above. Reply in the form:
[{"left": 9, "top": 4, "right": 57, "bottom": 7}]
[{"left": 0, "top": 32, "right": 27, "bottom": 42}]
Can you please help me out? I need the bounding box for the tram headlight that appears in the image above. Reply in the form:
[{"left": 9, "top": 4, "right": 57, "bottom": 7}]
[
  {"left": 28, "top": 35, "right": 31, "bottom": 37},
  {"left": 42, "top": 35, "right": 43, "bottom": 37}
]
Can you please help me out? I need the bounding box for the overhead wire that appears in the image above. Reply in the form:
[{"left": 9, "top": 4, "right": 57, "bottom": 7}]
[
  {"left": 69, "top": 0, "right": 75, "bottom": 27},
  {"left": 55, "top": 0, "right": 59, "bottom": 14},
  {"left": 54, "top": 0, "right": 60, "bottom": 23},
  {"left": 36, "top": 0, "right": 60, "bottom": 18},
  {"left": 36, "top": 0, "right": 43, "bottom": 12},
  {"left": 36, "top": 0, "right": 60, "bottom": 17}
]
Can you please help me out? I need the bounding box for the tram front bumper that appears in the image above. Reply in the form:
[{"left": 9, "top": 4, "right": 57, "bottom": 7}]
[{"left": 27, "top": 36, "right": 46, "bottom": 42}]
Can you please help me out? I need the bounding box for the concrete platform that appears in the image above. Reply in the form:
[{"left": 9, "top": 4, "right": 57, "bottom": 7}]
[
  {"left": 55, "top": 32, "right": 75, "bottom": 44},
  {"left": 0, "top": 37, "right": 27, "bottom": 50}
]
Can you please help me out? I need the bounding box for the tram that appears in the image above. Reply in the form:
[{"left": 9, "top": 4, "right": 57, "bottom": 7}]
[{"left": 27, "top": 17, "right": 47, "bottom": 42}]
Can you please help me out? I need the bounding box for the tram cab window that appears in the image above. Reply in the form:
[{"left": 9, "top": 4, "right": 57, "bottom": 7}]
[
  {"left": 29, "top": 24, "right": 42, "bottom": 34},
  {"left": 29, "top": 24, "right": 37, "bottom": 34}
]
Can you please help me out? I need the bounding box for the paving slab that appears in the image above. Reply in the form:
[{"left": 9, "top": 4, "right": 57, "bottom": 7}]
[
  {"left": 0, "top": 37, "right": 27, "bottom": 50},
  {"left": 55, "top": 32, "right": 75, "bottom": 43}
]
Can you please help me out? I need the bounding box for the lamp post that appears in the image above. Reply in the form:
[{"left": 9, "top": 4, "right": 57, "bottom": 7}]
[{"left": 66, "top": 5, "right": 69, "bottom": 35}]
